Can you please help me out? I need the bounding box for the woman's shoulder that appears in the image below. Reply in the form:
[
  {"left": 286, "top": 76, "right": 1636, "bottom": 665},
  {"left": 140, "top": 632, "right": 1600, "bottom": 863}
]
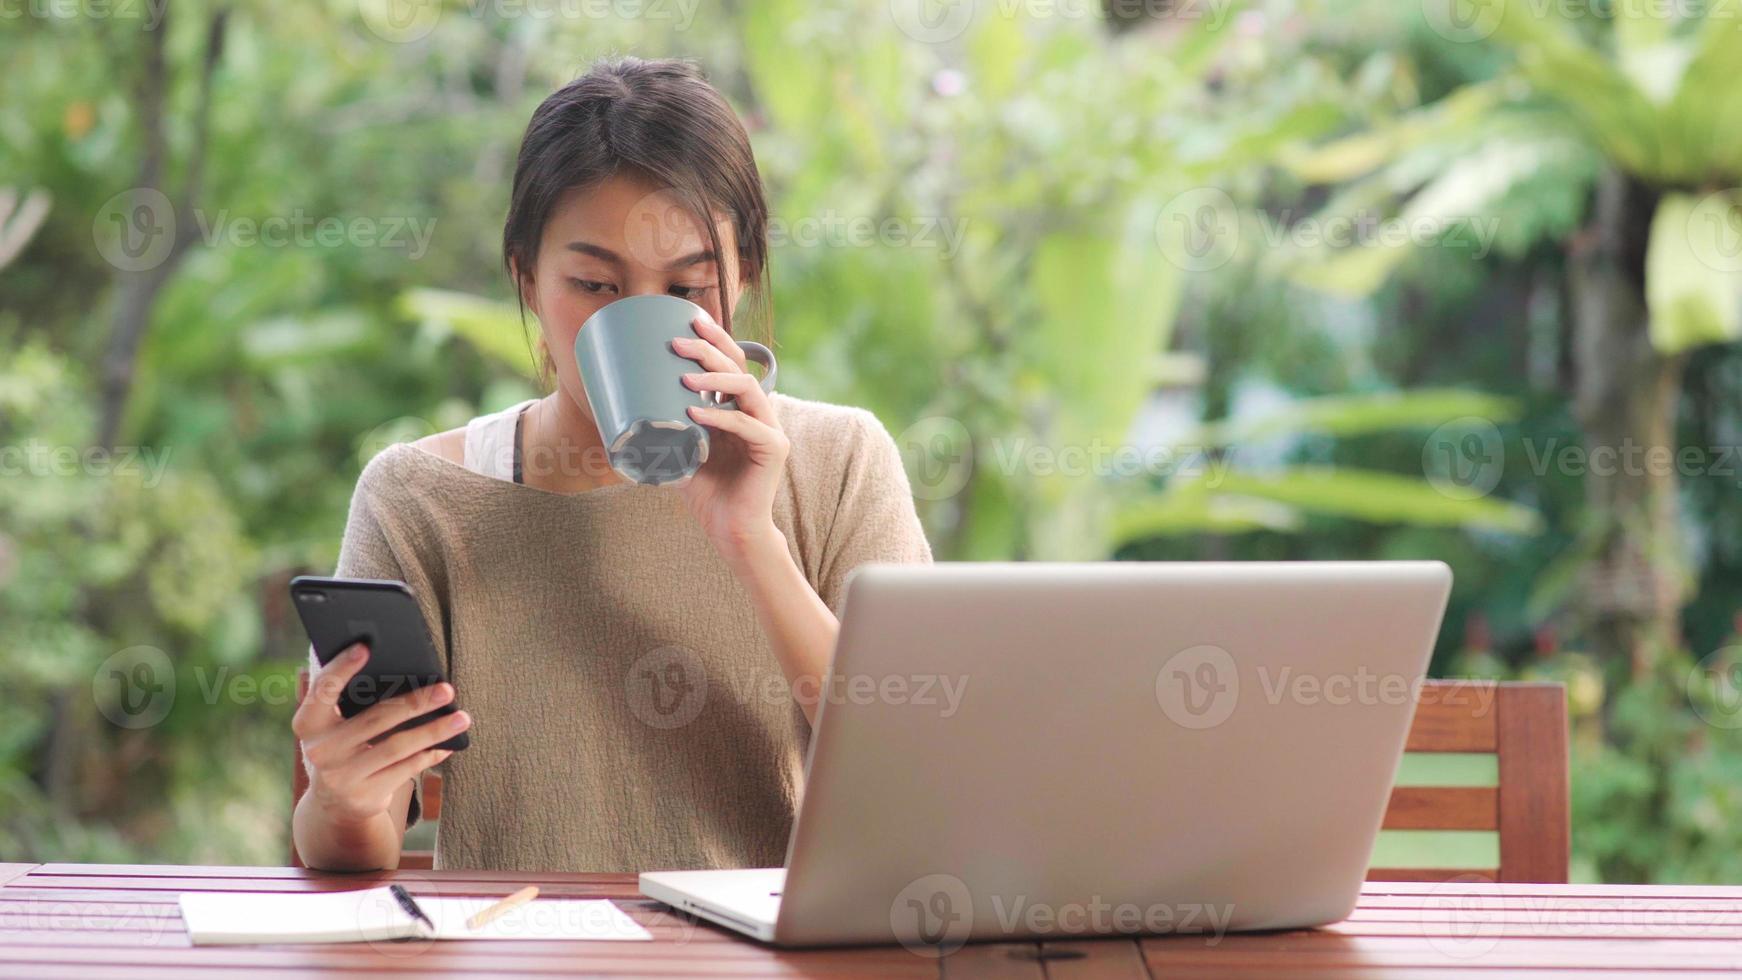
[
  {"left": 351, "top": 440, "right": 451, "bottom": 510},
  {"left": 772, "top": 393, "right": 909, "bottom": 493},
  {"left": 410, "top": 428, "right": 465, "bottom": 464},
  {"left": 773, "top": 393, "right": 894, "bottom": 451}
]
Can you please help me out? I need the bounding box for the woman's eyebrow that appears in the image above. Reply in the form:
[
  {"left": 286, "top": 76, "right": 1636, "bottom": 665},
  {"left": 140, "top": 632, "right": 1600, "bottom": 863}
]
[
  {"left": 564, "top": 241, "right": 624, "bottom": 263},
  {"left": 663, "top": 249, "right": 717, "bottom": 269},
  {"left": 565, "top": 241, "right": 716, "bottom": 271}
]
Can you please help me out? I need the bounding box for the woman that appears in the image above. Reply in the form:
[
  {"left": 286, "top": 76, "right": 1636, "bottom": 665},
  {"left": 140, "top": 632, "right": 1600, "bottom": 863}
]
[{"left": 291, "top": 57, "right": 931, "bottom": 874}]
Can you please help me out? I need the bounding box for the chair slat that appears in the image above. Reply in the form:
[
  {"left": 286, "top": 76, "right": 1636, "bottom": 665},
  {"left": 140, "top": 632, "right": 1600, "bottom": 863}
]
[
  {"left": 1404, "top": 681, "right": 1499, "bottom": 752},
  {"left": 1496, "top": 683, "right": 1570, "bottom": 883},
  {"left": 1382, "top": 787, "right": 1498, "bottom": 830},
  {"left": 422, "top": 773, "right": 443, "bottom": 821},
  {"left": 1370, "top": 680, "right": 1567, "bottom": 885},
  {"left": 1366, "top": 867, "right": 1498, "bottom": 882}
]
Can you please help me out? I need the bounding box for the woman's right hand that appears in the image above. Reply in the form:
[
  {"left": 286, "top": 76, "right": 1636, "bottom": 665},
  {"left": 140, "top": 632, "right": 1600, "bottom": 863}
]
[{"left": 292, "top": 642, "right": 470, "bottom": 825}]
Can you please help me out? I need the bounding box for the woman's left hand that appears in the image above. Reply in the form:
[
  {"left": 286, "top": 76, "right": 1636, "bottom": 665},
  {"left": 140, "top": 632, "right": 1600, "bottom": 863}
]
[{"left": 673, "top": 311, "right": 789, "bottom": 559}]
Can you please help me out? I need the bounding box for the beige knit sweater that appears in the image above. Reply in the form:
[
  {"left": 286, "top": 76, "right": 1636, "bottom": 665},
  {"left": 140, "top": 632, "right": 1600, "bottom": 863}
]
[{"left": 329, "top": 394, "right": 932, "bottom": 872}]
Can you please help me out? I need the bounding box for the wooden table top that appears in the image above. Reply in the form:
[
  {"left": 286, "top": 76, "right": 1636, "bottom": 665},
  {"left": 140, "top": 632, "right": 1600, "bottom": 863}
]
[{"left": 4, "top": 862, "right": 1741, "bottom": 977}]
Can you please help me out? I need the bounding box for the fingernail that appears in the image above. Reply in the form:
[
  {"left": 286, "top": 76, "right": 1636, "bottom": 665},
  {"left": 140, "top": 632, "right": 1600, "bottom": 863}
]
[
  {"left": 451, "top": 711, "right": 470, "bottom": 728},
  {"left": 346, "top": 645, "right": 368, "bottom": 661},
  {"left": 432, "top": 684, "right": 453, "bottom": 704}
]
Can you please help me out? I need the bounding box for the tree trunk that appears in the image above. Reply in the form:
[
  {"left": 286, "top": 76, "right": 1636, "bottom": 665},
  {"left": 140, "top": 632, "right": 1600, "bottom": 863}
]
[{"left": 1567, "top": 169, "right": 1688, "bottom": 673}]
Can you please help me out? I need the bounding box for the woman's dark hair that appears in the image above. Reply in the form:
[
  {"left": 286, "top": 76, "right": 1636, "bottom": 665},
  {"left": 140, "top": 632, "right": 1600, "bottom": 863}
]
[{"left": 503, "top": 57, "right": 772, "bottom": 375}]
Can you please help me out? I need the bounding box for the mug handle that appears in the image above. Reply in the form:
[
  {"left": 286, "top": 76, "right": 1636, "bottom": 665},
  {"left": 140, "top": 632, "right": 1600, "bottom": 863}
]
[{"left": 711, "top": 341, "right": 778, "bottom": 408}]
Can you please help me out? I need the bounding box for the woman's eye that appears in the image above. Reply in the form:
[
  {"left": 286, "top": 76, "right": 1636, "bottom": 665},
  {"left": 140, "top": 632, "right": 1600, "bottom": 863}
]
[
  {"left": 570, "top": 279, "right": 616, "bottom": 295},
  {"left": 668, "top": 284, "right": 713, "bottom": 300}
]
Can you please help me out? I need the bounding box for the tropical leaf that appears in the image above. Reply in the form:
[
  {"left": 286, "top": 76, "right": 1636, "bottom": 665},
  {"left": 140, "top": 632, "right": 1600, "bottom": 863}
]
[
  {"left": 1285, "top": 129, "right": 1584, "bottom": 298},
  {"left": 1484, "top": 2, "right": 1668, "bottom": 178},
  {"left": 1111, "top": 485, "right": 1300, "bottom": 542},
  {"left": 1278, "top": 81, "right": 1503, "bottom": 184},
  {"left": 1667, "top": 13, "right": 1742, "bottom": 176},
  {"left": 239, "top": 310, "right": 371, "bottom": 366},
  {"left": 1612, "top": 2, "right": 1687, "bottom": 105},
  {"left": 1213, "top": 466, "right": 1542, "bottom": 533},
  {"left": 1186, "top": 388, "right": 1520, "bottom": 446},
  {"left": 1645, "top": 192, "right": 1742, "bottom": 353},
  {"left": 397, "top": 288, "right": 536, "bottom": 378},
  {"left": 1027, "top": 203, "right": 1182, "bottom": 443}
]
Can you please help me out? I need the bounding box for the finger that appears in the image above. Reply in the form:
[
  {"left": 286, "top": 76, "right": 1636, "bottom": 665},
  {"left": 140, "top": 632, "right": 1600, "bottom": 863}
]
[
  {"left": 691, "top": 313, "right": 748, "bottom": 371},
  {"left": 671, "top": 335, "right": 740, "bottom": 375},
  {"left": 681, "top": 371, "right": 774, "bottom": 421},
  {"left": 294, "top": 644, "right": 369, "bottom": 737},
  {"left": 356, "top": 710, "right": 471, "bottom": 778},
  {"left": 687, "top": 404, "right": 789, "bottom": 458},
  {"left": 359, "top": 748, "right": 454, "bottom": 802},
  {"left": 329, "top": 683, "right": 457, "bottom": 753}
]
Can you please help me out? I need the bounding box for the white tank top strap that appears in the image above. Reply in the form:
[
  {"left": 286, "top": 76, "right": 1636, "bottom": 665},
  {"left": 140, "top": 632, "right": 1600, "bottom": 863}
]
[{"left": 461, "top": 398, "right": 537, "bottom": 483}]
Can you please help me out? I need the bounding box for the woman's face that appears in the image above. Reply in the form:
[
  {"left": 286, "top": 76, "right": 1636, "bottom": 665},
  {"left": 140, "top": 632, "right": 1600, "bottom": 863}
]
[{"left": 518, "top": 172, "right": 745, "bottom": 422}]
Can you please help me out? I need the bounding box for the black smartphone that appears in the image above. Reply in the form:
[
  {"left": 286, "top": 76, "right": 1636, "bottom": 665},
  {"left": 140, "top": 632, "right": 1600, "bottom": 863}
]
[{"left": 289, "top": 575, "right": 468, "bottom": 752}]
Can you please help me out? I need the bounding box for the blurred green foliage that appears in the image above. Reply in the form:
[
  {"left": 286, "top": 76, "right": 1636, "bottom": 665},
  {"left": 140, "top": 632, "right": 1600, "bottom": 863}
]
[{"left": 2, "top": 0, "right": 1741, "bottom": 882}]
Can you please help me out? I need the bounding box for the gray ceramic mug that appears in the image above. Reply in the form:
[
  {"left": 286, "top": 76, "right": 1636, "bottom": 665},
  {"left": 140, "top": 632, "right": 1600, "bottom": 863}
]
[{"left": 574, "top": 294, "right": 777, "bottom": 486}]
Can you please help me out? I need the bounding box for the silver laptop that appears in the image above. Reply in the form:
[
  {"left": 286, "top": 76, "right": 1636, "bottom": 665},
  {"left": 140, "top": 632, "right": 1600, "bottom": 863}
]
[{"left": 640, "top": 561, "right": 1452, "bottom": 949}]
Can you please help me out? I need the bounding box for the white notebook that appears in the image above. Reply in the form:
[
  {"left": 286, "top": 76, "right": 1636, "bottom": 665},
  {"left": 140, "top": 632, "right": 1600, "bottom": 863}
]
[{"left": 178, "top": 885, "right": 652, "bottom": 945}]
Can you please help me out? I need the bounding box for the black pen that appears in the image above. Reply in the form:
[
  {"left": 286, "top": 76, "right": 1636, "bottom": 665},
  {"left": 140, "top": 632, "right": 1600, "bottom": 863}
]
[{"left": 389, "top": 884, "right": 435, "bottom": 938}]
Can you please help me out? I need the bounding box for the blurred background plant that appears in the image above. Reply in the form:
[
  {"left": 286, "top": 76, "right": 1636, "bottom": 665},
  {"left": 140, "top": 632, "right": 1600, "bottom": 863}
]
[{"left": 3, "top": 0, "right": 1741, "bottom": 881}]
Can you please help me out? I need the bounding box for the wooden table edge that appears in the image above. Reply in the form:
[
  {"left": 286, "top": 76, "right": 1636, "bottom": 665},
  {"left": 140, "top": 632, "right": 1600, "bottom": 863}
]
[{"left": 0, "top": 864, "right": 42, "bottom": 888}]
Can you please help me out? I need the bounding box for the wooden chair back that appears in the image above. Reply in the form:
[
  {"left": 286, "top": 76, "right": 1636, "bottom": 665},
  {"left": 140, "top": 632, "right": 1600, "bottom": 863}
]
[
  {"left": 289, "top": 674, "right": 1566, "bottom": 881},
  {"left": 1372, "top": 679, "right": 1569, "bottom": 883},
  {"left": 289, "top": 668, "right": 442, "bottom": 870}
]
